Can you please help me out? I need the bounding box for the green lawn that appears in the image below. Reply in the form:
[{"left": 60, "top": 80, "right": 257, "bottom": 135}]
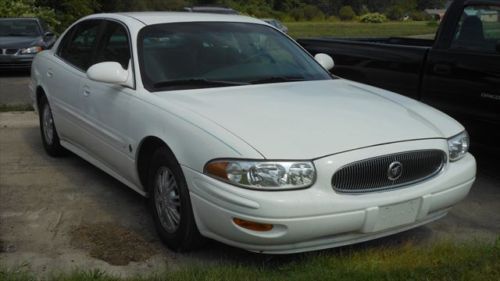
[
  {"left": 2, "top": 239, "right": 499, "bottom": 281},
  {"left": 286, "top": 21, "right": 438, "bottom": 38}
]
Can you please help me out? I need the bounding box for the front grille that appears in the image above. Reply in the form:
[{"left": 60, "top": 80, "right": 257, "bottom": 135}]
[{"left": 332, "top": 150, "right": 446, "bottom": 193}]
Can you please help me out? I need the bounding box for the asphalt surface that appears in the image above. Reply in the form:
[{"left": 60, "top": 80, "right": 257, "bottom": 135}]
[
  {"left": 0, "top": 111, "right": 498, "bottom": 277},
  {"left": 0, "top": 71, "right": 32, "bottom": 106}
]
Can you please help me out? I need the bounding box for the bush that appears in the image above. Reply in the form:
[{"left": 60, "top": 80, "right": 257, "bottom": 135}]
[
  {"left": 339, "top": 5, "right": 356, "bottom": 21},
  {"left": 386, "top": 6, "right": 404, "bottom": 21},
  {"left": 290, "top": 5, "right": 325, "bottom": 21},
  {"left": 360, "top": 13, "right": 387, "bottom": 23},
  {"left": 290, "top": 7, "right": 305, "bottom": 21},
  {"left": 410, "top": 11, "right": 432, "bottom": 21},
  {"left": 303, "top": 5, "right": 325, "bottom": 21}
]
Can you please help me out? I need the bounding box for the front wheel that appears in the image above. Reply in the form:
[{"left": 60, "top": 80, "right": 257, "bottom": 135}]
[
  {"left": 39, "top": 96, "right": 65, "bottom": 157},
  {"left": 148, "top": 147, "right": 205, "bottom": 251}
]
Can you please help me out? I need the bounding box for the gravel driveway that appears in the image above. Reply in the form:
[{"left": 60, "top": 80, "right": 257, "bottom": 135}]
[{"left": 0, "top": 112, "right": 498, "bottom": 277}]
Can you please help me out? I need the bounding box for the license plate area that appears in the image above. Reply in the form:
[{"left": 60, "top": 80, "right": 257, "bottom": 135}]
[{"left": 373, "top": 199, "right": 421, "bottom": 232}]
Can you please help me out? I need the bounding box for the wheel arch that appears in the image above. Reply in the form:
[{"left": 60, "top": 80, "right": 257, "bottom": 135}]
[
  {"left": 136, "top": 136, "right": 179, "bottom": 192},
  {"left": 35, "top": 86, "right": 47, "bottom": 111}
]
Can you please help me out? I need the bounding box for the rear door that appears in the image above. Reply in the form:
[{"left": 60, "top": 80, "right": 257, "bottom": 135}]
[{"left": 422, "top": 3, "right": 500, "bottom": 145}]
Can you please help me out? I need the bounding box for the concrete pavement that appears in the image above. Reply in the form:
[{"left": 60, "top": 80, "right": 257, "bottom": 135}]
[{"left": 0, "top": 112, "right": 498, "bottom": 276}]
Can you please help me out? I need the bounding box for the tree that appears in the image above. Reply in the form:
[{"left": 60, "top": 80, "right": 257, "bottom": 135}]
[
  {"left": 0, "top": 0, "right": 59, "bottom": 29},
  {"left": 339, "top": 5, "right": 356, "bottom": 21}
]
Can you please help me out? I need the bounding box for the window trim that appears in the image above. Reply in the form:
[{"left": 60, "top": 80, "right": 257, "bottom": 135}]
[
  {"left": 137, "top": 21, "right": 333, "bottom": 93},
  {"left": 448, "top": 4, "right": 500, "bottom": 54},
  {"left": 55, "top": 19, "right": 105, "bottom": 73},
  {"left": 55, "top": 18, "right": 136, "bottom": 90}
]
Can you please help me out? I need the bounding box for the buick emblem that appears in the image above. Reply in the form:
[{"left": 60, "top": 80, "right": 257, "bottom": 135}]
[{"left": 387, "top": 161, "right": 403, "bottom": 181}]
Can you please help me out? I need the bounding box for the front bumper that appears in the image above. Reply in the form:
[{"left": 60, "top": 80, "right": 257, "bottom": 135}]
[
  {"left": 184, "top": 139, "right": 476, "bottom": 254},
  {"left": 0, "top": 54, "right": 35, "bottom": 70}
]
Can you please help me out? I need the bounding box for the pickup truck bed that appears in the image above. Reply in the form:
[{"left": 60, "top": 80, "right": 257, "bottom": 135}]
[{"left": 299, "top": 37, "right": 433, "bottom": 99}]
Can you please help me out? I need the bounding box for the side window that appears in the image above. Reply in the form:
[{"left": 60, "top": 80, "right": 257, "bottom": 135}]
[
  {"left": 451, "top": 5, "right": 500, "bottom": 53},
  {"left": 95, "top": 21, "right": 131, "bottom": 69},
  {"left": 59, "top": 20, "right": 102, "bottom": 71}
]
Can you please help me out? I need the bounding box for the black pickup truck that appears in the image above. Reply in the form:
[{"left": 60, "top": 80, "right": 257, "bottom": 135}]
[{"left": 299, "top": 0, "right": 499, "bottom": 148}]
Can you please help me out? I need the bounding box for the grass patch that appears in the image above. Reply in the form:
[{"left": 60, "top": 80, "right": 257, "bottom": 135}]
[
  {"left": 0, "top": 104, "right": 34, "bottom": 112},
  {"left": 1, "top": 239, "right": 499, "bottom": 281},
  {"left": 286, "top": 21, "right": 438, "bottom": 38}
]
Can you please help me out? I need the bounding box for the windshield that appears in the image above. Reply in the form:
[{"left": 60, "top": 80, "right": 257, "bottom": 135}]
[
  {"left": 0, "top": 19, "right": 41, "bottom": 37},
  {"left": 138, "top": 22, "right": 332, "bottom": 91}
]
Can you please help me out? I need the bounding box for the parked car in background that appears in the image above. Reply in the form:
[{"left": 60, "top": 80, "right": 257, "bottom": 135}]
[
  {"left": 0, "top": 17, "right": 56, "bottom": 70},
  {"left": 31, "top": 12, "right": 475, "bottom": 254},
  {"left": 184, "top": 6, "right": 239, "bottom": 15},
  {"left": 298, "top": 0, "right": 500, "bottom": 150},
  {"left": 261, "top": 18, "right": 288, "bottom": 33}
]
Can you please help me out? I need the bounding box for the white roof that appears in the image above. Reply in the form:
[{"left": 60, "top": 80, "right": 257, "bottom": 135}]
[{"left": 111, "top": 12, "right": 265, "bottom": 26}]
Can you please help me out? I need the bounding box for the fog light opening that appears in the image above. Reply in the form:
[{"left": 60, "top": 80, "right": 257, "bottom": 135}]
[{"left": 233, "top": 218, "right": 273, "bottom": 232}]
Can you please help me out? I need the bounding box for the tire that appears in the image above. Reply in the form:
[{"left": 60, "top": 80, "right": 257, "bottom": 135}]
[
  {"left": 148, "top": 147, "right": 205, "bottom": 251},
  {"left": 39, "top": 96, "right": 66, "bottom": 157}
]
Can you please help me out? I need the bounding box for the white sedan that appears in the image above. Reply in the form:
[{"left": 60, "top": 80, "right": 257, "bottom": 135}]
[{"left": 30, "top": 12, "right": 476, "bottom": 254}]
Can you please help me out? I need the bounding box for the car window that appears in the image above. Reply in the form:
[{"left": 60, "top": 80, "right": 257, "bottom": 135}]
[
  {"left": 450, "top": 5, "right": 500, "bottom": 53},
  {"left": 94, "top": 21, "right": 131, "bottom": 69},
  {"left": 59, "top": 20, "right": 102, "bottom": 71},
  {"left": 139, "top": 22, "right": 331, "bottom": 91},
  {"left": 0, "top": 19, "right": 41, "bottom": 36}
]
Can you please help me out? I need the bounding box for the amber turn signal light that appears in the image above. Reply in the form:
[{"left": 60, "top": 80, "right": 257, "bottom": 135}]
[{"left": 233, "top": 218, "right": 273, "bottom": 232}]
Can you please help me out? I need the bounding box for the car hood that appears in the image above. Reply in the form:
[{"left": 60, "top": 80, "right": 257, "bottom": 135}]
[
  {"left": 0, "top": 36, "right": 42, "bottom": 48},
  {"left": 157, "top": 79, "right": 463, "bottom": 159}
]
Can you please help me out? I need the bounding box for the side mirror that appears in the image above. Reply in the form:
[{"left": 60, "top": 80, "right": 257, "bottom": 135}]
[
  {"left": 44, "top": 31, "right": 55, "bottom": 38},
  {"left": 87, "top": 62, "right": 128, "bottom": 84},
  {"left": 314, "top": 53, "right": 335, "bottom": 71}
]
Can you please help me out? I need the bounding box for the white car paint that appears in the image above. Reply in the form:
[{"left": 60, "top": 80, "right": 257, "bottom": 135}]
[{"left": 30, "top": 12, "right": 476, "bottom": 253}]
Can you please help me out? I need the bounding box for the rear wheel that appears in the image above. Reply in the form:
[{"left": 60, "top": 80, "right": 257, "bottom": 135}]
[
  {"left": 39, "top": 96, "right": 65, "bottom": 157},
  {"left": 148, "top": 147, "right": 205, "bottom": 251}
]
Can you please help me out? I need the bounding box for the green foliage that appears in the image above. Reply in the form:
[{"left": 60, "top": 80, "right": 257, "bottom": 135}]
[
  {"left": 0, "top": 0, "right": 59, "bottom": 30},
  {"left": 339, "top": 5, "right": 356, "bottom": 21},
  {"left": 360, "top": 13, "right": 387, "bottom": 23},
  {"left": 410, "top": 10, "right": 432, "bottom": 21},
  {"left": 302, "top": 4, "right": 325, "bottom": 21},
  {"left": 386, "top": 6, "right": 405, "bottom": 21},
  {"left": 36, "top": 0, "right": 100, "bottom": 33},
  {"left": 0, "top": 1, "right": 451, "bottom": 33}
]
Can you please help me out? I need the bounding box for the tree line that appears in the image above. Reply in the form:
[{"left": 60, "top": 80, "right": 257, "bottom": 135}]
[{"left": 1, "top": 0, "right": 448, "bottom": 32}]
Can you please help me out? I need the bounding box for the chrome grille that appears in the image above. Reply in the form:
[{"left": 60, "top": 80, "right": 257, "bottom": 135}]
[{"left": 332, "top": 150, "right": 446, "bottom": 193}]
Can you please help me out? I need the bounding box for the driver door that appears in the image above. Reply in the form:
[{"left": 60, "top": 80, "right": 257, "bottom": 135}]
[{"left": 79, "top": 20, "right": 135, "bottom": 178}]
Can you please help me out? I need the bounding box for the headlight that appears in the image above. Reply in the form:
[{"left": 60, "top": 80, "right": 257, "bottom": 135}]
[
  {"left": 448, "top": 131, "right": 469, "bottom": 162},
  {"left": 20, "top": 46, "right": 43, "bottom": 54},
  {"left": 204, "top": 160, "right": 316, "bottom": 190}
]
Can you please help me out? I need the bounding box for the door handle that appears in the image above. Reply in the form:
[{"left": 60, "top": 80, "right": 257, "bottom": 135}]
[
  {"left": 82, "top": 86, "right": 91, "bottom": 97},
  {"left": 47, "top": 68, "right": 53, "bottom": 78},
  {"left": 433, "top": 64, "right": 451, "bottom": 75}
]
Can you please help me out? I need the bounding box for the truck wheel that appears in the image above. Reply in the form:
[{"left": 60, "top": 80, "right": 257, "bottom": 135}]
[
  {"left": 39, "top": 96, "right": 65, "bottom": 157},
  {"left": 148, "top": 147, "right": 205, "bottom": 251}
]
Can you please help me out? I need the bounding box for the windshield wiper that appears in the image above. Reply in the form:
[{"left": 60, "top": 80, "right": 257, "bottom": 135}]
[
  {"left": 250, "top": 76, "right": 305, "bottom": 85},
  {"left": 153, "top": 78, "right": 248, "bottom": 89}
]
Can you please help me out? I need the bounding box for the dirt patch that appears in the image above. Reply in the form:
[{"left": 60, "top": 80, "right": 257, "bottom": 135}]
[{"left": 70, "top": 223, "right": 157, "bottom": 266}]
